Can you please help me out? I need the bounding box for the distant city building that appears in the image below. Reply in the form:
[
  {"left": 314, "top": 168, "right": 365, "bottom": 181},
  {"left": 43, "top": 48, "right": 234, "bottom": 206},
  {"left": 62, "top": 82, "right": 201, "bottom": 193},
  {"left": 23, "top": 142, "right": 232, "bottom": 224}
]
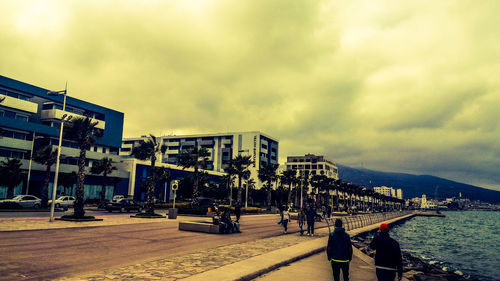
[
  {"left": 374, "top": 186, "right": 403, "bottom": 199},
  {"left": 284, "top": 154, "right": 338, "bottom": 194},
  {"left": 420, "top": 194, "right": 437, "bottom": 209},
  {"left": 0, "top": 75, "right": 127, "bottom": 199},
  {"left": 121, "top": 131, "right": 279, "bottom": 188},
  {"left": 284, "top": 154, "right": 338, "bottom": 179}
]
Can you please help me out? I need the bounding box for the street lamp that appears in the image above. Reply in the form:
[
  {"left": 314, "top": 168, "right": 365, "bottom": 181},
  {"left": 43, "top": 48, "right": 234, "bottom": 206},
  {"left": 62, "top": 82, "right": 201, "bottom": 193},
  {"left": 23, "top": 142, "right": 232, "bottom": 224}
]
[{"left": 47, "top": 84, "right": 71, "bottom": 222}]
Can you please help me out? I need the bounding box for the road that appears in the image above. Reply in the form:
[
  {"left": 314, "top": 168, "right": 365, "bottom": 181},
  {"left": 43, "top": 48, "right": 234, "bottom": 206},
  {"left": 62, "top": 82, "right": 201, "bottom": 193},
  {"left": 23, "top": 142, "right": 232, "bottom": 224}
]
[
  {"left": 0, "top": 214, "right": 326, "bottom": 281},
  {"left": 0, "top": 208, "right": 152, "bottom": 218}
]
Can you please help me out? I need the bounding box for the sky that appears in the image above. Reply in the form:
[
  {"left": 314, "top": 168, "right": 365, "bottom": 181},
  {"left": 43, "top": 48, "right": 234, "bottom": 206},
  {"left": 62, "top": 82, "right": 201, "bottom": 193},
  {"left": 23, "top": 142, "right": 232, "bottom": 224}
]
[{"left": 1, "top": 0, "right": 499, "bottom": 191}]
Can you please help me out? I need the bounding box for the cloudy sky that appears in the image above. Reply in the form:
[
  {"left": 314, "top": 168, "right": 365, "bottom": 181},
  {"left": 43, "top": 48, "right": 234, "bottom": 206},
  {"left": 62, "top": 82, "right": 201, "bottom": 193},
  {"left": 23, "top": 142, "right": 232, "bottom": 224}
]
[{"left": 1, "top": 0, "right": 499, "bottom": 190}]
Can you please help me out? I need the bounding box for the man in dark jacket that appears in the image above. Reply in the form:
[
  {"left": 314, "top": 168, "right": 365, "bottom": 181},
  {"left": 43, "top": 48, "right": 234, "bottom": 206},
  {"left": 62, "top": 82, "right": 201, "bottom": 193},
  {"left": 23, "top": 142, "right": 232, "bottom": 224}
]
[
  {"left": 370, "top": 223, "right": 403, "bottom": 281},
  {"left": 327, "top": 219, "right": 353, "bottom": 281},
  {"left": 306, "top": 205, "right": 317, "bottom": 236}
]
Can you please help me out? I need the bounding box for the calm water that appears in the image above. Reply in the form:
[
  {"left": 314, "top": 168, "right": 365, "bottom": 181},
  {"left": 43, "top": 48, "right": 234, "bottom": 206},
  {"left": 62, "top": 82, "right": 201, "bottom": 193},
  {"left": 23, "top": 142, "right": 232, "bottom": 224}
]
[{"left": 389, "top": 211, "right": 500, "bottom": 281}]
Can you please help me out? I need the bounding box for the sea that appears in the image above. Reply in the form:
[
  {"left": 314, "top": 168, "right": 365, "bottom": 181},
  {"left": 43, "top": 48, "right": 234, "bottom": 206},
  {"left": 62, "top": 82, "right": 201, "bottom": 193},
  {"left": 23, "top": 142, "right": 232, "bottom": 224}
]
[{"left": 389, "top": 211, "right": 500, "bottom": 281}]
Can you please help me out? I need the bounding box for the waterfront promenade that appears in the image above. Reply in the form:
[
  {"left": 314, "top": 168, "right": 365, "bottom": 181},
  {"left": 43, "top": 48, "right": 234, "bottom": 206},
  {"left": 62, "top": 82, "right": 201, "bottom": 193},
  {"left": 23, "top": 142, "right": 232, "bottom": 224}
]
[{"left": 0, "top": 212, "right": 413, "bottom": 280}]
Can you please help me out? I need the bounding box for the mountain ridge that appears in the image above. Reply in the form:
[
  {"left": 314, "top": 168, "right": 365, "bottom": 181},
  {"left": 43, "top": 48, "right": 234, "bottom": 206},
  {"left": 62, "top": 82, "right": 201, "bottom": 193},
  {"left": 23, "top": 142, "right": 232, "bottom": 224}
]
[{"left": 337, "top": 164, "right": 500, "bottom": 204}]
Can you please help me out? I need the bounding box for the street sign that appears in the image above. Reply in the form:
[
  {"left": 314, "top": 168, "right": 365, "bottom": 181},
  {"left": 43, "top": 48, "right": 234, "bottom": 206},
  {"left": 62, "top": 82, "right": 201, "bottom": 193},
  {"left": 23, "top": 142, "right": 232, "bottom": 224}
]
[{"left": 171, "top": 180, "right": 179, "bottom": 191}]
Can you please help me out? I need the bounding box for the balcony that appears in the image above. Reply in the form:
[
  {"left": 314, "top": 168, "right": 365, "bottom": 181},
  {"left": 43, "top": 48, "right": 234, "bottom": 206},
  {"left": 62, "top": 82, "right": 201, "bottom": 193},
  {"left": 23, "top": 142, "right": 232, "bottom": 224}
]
[
  {"left": 199, "top": 139, "right": 214, "bottom": 146},
  {"left": 181, "top": 140, "right": 196, "bottom": 146},
  {"left": 221, "top": 138, "right": 232, "bottom": 145},
  {"left": 0, "top": 94, "right": 38, "bottom": 113},
  {"left": 166, "top": 141, "right": 180, "bottom": 146},
  {"left": 41, "top": 109, "right": 105, "bottom": 129},
  {"left": 166, "top": 148, "right": 179, "bottom": 154}
]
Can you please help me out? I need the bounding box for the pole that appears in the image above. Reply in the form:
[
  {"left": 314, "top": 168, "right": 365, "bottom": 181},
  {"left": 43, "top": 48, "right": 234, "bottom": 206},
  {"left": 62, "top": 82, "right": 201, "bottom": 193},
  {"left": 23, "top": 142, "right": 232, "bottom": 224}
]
[
  {"left": 245, "top": 182, "right": 248, "bottom": 209},
  {"left": 173, "top": 190, "right": 176, "bottom": 209},
  {"left": 164, "top": 181, "right": 167, "bottom": 202},
  {"left": 50, "top": 84, "right": 67, "bottom": 222},
  {"left": 230, "top": 183, "right": 232, "bottom": 207},
  {"left": 300, "top": 182, "right": 303, "bottom": 208},
  {"left": 26, "top": 132, "right": 36, "bottom": 195}
]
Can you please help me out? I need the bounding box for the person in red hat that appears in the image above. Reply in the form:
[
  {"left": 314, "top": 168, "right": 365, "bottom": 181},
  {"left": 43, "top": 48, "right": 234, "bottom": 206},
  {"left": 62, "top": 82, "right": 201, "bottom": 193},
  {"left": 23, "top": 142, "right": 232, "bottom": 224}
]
[{"left": 370, "top": 223, "right": 403, "bottom": 281}]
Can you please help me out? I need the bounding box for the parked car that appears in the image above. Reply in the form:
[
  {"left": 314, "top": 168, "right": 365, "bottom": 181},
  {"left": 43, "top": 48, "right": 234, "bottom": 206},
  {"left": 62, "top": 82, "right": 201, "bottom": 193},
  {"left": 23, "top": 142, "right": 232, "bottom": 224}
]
[
  {"left": 0, "top": 195, "right": 42, "bottom": 209},
  {"left": 105, "top": 199, "right": 143, "bottom": 213},
  {"left": 197, "top": 197, "right": 216, "bottom": 207},
  {"left": 48, "top": 196, "right": 75, "bottom": 208},
  {"left": 111, "top": 195, "right": 125, "bottom": 202}
]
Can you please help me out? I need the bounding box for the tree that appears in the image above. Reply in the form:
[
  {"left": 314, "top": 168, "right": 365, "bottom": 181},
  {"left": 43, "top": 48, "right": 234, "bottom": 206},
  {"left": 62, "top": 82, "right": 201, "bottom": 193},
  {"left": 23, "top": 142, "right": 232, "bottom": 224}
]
[
  {"left": 178, "top": 147, "right": 210, "bottom": 202},
  {"left": 244, "top": 176, "right": 256, "bottom": 207},
  {"left": 90, "top": 157, "right": 117, "bottom": 207},
  {"left": 33, "top": 145, "right": 58, "bottom": 208},
  {"left": 257, "top": 163, "right": 279, "bottom": 209},
  {"left": 131, "top": 134, "right": 167, "bottom": 215},
  {"left": 0, "top": 159, "right": 23, "bottom": 198},
  {"left": 59, "top": 172, "right": 77, "bottom": 196},
  {"left": 227, "top": 155, "right": 253, "bottom": 205},
  {"left": 280, "top": 169, "right": 297, "bottom": 205},
  {"left": 63, "top": 117, "right": 101, "bottom": 218}
]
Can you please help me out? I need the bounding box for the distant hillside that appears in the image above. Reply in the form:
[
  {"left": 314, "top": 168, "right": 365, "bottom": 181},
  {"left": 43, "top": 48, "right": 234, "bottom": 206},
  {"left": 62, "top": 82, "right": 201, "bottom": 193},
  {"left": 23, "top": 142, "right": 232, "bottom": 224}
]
[{"left": 337, "top": 165, "right": 500, "bottom": 204}]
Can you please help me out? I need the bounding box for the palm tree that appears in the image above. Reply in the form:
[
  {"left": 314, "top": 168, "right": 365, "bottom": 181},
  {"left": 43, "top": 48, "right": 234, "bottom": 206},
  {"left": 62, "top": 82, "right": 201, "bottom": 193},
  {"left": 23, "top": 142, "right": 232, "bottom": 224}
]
[
  {"left": 227, "top": 155, "right": 253, "bottom": 205},
  {"left": 178, "top": 147, "right": 210, "bottom": 202},
  {"left": 131, "top": 134, "right": 167, "bottom": 215},
  {"left": 244, "top": 176, "right": 256, "bottom": 208},
  {"left": 33, "top": 145, "right": 58, "bottom": 208},
  {"left": 0, "top": 159, "right": 23, "bottom": 198},
  {"left": 280, "top": 169, "right": 296, "bottom": 205},
  {"left": 59, "top": 172, "right": 77, "bottom": 196},
  {"left": 90, "top": 157, "right": 117, "bottom": 207},
  {"left": 257, "top": 163, "right": 278, "bottom": 209},
  {"left": 63, "top": 117, "right": 100, "bottom": 218}
]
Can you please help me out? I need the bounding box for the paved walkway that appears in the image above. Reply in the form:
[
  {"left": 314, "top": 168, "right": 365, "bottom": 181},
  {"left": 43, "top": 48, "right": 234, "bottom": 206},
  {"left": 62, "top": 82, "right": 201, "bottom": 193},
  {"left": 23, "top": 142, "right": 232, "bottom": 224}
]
[
  {"left": 255, "top": 247, "right": 377, "bottom": 281},
  {"left": 1, "top": 213, "right": 414, "bottom": 281}
]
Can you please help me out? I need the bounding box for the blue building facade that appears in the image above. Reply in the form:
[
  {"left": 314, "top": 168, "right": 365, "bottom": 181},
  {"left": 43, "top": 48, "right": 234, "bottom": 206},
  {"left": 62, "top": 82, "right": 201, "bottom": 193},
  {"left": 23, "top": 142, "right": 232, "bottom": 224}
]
[{"left": 0, "top": 75, "right": 127, "bottom": 200}]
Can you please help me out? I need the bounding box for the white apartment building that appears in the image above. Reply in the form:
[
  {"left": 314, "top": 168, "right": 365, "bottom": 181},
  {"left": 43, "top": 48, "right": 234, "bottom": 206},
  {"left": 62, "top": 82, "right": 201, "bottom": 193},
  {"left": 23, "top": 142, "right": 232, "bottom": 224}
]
[
  {"left": 374, "top": 186, "right": 403, "bottom": 199},
  {"left": 121, "top": 131, "right": 279, "bottom": 188},
  {"left": 284, "top": 154, "right": 339, "bottom": 179}
]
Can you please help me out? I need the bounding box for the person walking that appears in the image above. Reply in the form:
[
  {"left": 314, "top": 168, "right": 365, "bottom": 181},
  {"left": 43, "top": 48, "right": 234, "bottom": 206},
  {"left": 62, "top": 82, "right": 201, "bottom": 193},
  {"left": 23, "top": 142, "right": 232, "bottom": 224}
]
[
  {"left": 297, "top": 208, "right": 306, "bottom": 235},
  {"left": 282, "top": 208, "right": 290, "bottom": 234},
  {"left": 306, "top": 205, "right": 317, "bottom": 236},
  {"left": 327, "top": 219, "right": 352, "bottom": 281},
  {"left": 370, "top": 223, "right": 403, "bottom": 281},
  {"left": 234, "top": 202, "right": 241, "bottom": 223}
]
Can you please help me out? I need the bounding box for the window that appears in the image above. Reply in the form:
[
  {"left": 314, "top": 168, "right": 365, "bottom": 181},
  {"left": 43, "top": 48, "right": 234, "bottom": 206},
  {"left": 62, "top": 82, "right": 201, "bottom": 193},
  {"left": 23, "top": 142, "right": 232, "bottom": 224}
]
[
  {"left": 16, "top": 115, "right": 28, "bottom": 122},
  {"left": 305, "top": 165, "right": 310, "bottom": 169},
  {"left": 4, "top": 110, "right": 15, "bottom": 119},
  {"left": 318, "top": 165, "right": 323, "bottom": 169},
  {"left": 120, "top": 147, "right": 131, "bottom": 152},
  {"left": 13, "top": 132, "right": 26, "bottom": 140},
  {"left": 312, "top": 165, "right": 317, "bottom": 169}
]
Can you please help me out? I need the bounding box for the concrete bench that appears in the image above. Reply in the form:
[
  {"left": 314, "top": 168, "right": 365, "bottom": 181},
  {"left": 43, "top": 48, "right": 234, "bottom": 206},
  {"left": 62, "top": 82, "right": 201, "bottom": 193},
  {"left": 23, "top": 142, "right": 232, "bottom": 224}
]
[{"left": 179, "top": 221, "right": 222, "bottom": 234}]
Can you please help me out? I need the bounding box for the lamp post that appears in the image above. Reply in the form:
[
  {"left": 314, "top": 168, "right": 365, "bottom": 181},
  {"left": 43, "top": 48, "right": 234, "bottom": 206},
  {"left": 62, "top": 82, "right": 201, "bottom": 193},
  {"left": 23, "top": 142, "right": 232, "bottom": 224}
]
[{"left": 47, "top": 84, "right": 71, "bottom": 222}]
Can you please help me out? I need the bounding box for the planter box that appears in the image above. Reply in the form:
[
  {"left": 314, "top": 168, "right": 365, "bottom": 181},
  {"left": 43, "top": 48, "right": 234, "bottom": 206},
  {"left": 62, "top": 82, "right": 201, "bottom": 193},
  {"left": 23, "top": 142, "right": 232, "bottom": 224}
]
[
  {"left": 179, "top": 221, "right": 221, "bottom": 233},
  {"left": 168, "top": 208, "right": 178, "bottom": 219}
]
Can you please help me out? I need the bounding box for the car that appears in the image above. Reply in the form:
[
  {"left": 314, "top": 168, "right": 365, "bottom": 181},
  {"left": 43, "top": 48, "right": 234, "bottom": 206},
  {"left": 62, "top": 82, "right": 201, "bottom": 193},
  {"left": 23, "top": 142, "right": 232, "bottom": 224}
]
[
  {"left": 0, "top": 195, "right": 42, "bottom": 209},
  {"left": 105, "top": 198, "right": 143, "bottom": 213},
  {"left": 111, "top": 195, "right": 125, "bottom": 202},
  {"left": 48, "top": 196, "right": 75, "bottom": 208},
  {"left": 196, "top": 197, "right": 216, "bottom": 207}
]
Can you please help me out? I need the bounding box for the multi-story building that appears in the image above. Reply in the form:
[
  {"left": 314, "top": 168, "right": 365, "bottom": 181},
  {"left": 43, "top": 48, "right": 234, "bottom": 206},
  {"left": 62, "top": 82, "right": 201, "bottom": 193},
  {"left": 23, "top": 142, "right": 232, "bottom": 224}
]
[
  {"left": 0, "top": 75, "right": 127, "bottom": 199},
  {"left": 284, "top": 154, "right": 339, "bottom": 179},
  {"left": 121, "top": 131, "right": 279, "bottom": 188},
  {"left": 374, "top": 186, "right": 403, "bottom": 199}
]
